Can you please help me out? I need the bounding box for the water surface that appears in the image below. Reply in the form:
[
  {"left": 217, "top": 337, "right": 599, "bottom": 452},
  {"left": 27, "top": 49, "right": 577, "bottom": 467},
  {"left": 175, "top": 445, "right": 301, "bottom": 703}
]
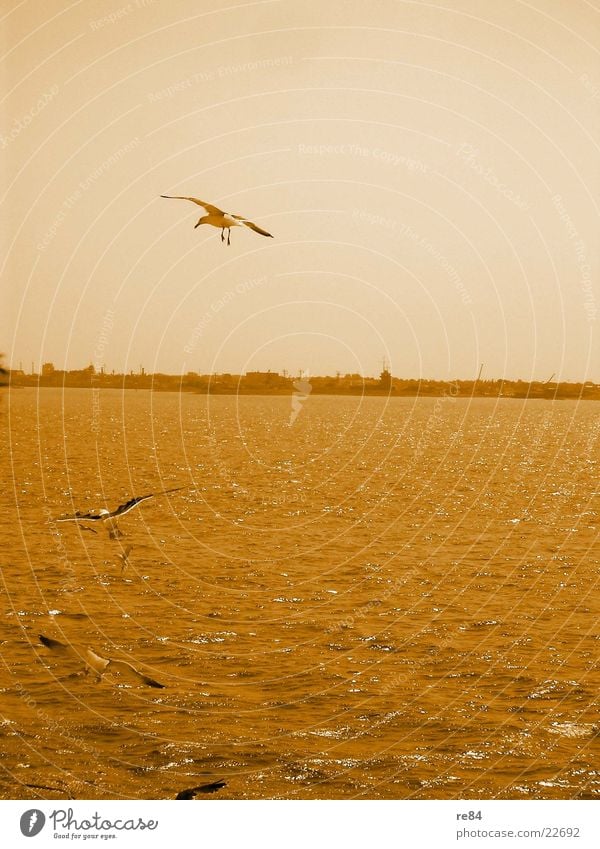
[{"left": 1, "top": 389, "right": 598, "bottom": 799}]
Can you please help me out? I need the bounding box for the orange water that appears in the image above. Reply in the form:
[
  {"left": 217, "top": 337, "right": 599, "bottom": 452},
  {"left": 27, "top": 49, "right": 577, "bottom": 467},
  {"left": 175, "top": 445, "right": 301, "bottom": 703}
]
[{"left": 1, "top": 388, "right": 598, "bottom": 799}]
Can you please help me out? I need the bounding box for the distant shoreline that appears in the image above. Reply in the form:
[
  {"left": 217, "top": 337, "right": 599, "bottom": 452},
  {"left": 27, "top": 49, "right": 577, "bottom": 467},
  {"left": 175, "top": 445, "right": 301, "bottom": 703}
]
[{"left": 5, "top": 374, "right": 600, "bottom": 400}]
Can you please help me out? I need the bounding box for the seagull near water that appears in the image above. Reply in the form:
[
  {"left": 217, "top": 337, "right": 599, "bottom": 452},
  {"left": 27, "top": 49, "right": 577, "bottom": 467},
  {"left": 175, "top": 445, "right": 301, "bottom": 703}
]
[
  {"left": 161, "top": 195, "right": 273, "bottom": 245},
  {"left": 56, "top": 486, "right": 186, "bottom": 538},
  {"left": 39, "top": 635, "right": 165, "bottom": 688}
]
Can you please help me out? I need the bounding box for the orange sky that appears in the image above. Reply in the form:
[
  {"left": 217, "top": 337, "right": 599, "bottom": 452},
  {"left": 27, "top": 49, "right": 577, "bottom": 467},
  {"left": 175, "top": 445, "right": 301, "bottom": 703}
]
[{"left": 2, "top": 0, "right": 599, "bottom": 380}]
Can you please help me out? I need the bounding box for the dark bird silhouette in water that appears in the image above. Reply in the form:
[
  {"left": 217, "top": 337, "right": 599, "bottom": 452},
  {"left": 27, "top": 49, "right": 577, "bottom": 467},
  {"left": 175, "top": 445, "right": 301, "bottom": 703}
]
[
  {"left": 24, "top": 782, "right": 75, "bottom": 800},
  {"left": 175, "top": 781, "right": 227, "bottom": 799},
  {"left": 56, "top": 486, "right": 186, "bottom": 538},
  {"left": 39, "top": 634, "right": 165, "bottom": 688},
  {"left": 161, "top": 195, "right": 273, "bottom": 245}
]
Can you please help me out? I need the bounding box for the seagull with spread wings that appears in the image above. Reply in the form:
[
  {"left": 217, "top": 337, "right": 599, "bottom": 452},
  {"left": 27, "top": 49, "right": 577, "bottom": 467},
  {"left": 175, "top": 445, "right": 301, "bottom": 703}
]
[
  {"left": 56, "top": 486, "right": 186, "bottom": 538},
  {"left": 39, "top": 635, "right": 165, "bottom": 688},
  {"left": 161, "top": 195, "right": 273, "bottom": 245}
]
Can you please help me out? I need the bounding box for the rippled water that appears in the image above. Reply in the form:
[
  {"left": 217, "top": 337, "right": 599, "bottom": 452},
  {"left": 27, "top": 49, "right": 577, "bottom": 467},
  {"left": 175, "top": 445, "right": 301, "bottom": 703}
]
[{"left": 1, "top": 388, "right": 599, "bottom": 799}]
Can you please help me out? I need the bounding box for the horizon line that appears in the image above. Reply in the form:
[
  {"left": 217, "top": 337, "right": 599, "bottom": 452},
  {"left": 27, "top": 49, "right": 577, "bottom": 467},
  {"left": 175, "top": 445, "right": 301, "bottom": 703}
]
[{"left": 5, "top": 364, "right": 599, "bottom": 386}]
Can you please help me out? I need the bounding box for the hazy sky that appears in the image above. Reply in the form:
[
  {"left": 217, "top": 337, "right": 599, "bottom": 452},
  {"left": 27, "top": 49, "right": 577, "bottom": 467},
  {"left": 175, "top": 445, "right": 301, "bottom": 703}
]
[{"left": 2, "top": 0, "right": 599, "bottom": 380}]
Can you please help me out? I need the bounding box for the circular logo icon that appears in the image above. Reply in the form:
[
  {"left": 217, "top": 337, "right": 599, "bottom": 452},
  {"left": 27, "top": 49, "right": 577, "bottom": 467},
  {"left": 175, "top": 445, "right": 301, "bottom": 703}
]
[{"left": 20, "top": 810, "right": 46, "bottom": 837}]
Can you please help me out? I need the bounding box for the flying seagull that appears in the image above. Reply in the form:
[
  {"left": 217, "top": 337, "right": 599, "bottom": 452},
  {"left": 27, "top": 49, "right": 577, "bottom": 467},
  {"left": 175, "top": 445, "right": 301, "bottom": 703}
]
[
  {"left": 161, "top": 195, "right": 273, "bottom": 245},
  {"left": 39, "top": 634, "right": 165, "bottom": 688},
  {"left": 56, "top": 486, "right": 186, "bottom": 538},
  {"left": 176, "top": 781, "right": 227, "bottom": 799}
]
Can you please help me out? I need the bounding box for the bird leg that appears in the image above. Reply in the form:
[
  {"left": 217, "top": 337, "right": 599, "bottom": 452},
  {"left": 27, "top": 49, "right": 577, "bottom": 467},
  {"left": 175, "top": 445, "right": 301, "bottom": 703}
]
[
  {"left": 227, "top": 229, "right": 231, "bottom": 246},
  {"left": 221, "top": 228, "right": 225, "bottom": 242},
  {"left": 108, "top": 524, "right": 123, "bottom": 540}
]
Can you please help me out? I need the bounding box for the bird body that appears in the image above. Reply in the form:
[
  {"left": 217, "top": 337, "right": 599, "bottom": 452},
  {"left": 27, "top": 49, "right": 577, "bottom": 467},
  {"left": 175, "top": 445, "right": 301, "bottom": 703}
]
[
  {"left": 39, "top": 634, "right": 165, "bottom": 688},
  {"left": 161, "top": 195, "right": 273, "bottom": 244}
]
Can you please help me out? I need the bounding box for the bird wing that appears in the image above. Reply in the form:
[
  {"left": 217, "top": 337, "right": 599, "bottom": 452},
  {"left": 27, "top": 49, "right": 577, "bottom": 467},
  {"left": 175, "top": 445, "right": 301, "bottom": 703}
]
[
  {"left": 161, "top": 195, "right": 223, "bottom": 215},
  {"left": 39, "top": 635, "right": 90, "bottom": 675},
  {"left": 176, "top": 781, "right": 226, "bottom": 799},
  {"left": 39, "top": 634, "right": 80, "bottom": 658},
  {"left": 56, "top": 510, "right": 106, "bottom": 523},
  {"left": 110, "top": 494, "right": 154, "bottom": 518},
  {"left": 111, "top": 486, "right": 186, "bottom": 518},
  {"left": 244, "top": 221, "right": 273, "bottom": 237},
  {"left": 59, "top": 487, "right": 187, "bottom": 523},
  {"left": 232, "top": 216, "right": 273, "bottom": 238},
  {"left": 106, "top": 658, "right": 165, "bottom": 688},
  {"left": 24, "top": 783, "right": 74, "bottom": 800},
  {"left": 154, "top": 485, "right": 188, "bottom": 497}
]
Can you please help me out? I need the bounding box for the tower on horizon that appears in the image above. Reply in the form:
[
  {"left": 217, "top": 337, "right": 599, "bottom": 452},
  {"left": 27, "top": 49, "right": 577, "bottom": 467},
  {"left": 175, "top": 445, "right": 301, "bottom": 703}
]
[{"left": 379, "top": 357, "right": 392, "bottom": 390}]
